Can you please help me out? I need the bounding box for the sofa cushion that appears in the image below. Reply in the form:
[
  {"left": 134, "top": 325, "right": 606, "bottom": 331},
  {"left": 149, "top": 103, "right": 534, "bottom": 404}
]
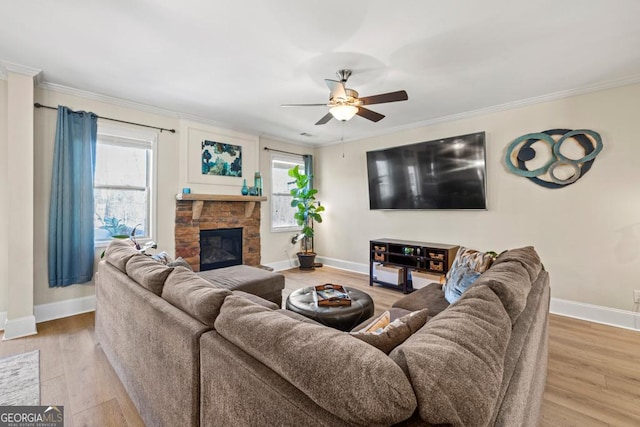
[
  {"left": 491, "top": 246, "right": 542, "bottom": 282},
  {"left": 351, "top": 309, "right": 429, "bottom": 354},
  {"left": 162, "top": 267, "right": 232, "bottom": 328},
  {"left": 126, "top": 255, "right": 174, "bottom": 296},
  {"left": 104, "top": 239, "right": 139, "bottom": 272},
  {"left": 474, "top": 262, "right": 533, "bottom": 324},
  {"left": 443, "top": 246, "right": 495, "bottom": 303},
  {"left": 389, "top": 285, "right": 511, "bottom": 426},
  {"left": 276, "top": 309, "right": 324, "bottom": 326},
  {"left": 215, "top": 295, "right": 417, "bottom": 425},
  {"left": 232, "top": 290, "right": 279, "bottom": 310}
]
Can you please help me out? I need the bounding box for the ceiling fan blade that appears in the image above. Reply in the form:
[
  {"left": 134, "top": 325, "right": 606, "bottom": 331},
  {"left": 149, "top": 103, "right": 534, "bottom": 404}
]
[
  {"left": 325, "top": 79, "right": 347, "bottom": 100},
  {"left": 356, "top": 107, "right": 385, "bottom": 122},
  {"left": 281, "top": 103, "right": 327, "bottom": 107},
  {"left": 359, "top": 90, "right": 408, "bottom": 105},
  {"left": 314, "top": 112, "right": 333, "bottom": 125}
]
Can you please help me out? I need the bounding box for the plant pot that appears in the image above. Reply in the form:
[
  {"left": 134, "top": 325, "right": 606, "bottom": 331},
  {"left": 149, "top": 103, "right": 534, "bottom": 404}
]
[{"left": 297, "top": 252, "right": 316, "bottom": 270}]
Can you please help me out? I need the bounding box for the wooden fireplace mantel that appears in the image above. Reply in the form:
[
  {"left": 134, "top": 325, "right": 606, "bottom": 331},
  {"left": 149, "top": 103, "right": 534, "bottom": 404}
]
[{"left": 175, "top": 193, "right": 267, "bottom": 220}]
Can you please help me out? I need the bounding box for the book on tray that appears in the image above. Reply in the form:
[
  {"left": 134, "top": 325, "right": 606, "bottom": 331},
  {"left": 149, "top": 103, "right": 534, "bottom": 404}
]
[{"left": 314, "top": 284, "right": 352, "bottom": 307}]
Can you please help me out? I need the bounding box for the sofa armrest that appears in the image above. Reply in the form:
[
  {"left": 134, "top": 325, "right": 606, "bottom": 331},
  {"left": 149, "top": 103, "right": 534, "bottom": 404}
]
[{"left": 96, "top": 261, "right": 210, "bottom": 427}]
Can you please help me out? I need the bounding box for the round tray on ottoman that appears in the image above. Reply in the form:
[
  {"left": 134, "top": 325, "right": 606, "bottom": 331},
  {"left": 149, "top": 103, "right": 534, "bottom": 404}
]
[{"left": 285, "top": 286, "right": 375, "bottom": 331}]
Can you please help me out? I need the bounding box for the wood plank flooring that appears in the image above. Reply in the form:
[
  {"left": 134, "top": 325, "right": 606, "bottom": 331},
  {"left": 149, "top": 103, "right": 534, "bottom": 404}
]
[{"left": 1, "top": 266, "right": 639, "bottom": 426}]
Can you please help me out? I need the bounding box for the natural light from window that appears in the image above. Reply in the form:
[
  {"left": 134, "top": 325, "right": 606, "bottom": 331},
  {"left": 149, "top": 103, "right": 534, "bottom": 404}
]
[
  {"left": 271, "top": 154, "right": 304, "bottom": 232},
  {"left": 94, "top": 126, "right": 156, "bottom": 244}
]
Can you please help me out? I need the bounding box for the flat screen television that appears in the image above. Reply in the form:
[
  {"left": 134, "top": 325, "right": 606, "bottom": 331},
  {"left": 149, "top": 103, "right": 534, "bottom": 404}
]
[{"left": 366, "top": 132, "right": 487, "bottom": 210}]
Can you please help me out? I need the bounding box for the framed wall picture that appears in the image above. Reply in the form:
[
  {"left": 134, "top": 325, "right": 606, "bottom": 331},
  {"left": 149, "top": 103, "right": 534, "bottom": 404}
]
[
  {"left": 185, "top": 123, "right": 258, "bottom": 188},
  {"left": 201, "top": 140, "right": 242, "bottom": 177}
]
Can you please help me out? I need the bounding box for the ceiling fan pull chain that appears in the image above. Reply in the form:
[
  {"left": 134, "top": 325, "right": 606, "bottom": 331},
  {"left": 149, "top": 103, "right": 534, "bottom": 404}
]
[{"left": 341, "top": 121, "right": 345, "bottom": 159}]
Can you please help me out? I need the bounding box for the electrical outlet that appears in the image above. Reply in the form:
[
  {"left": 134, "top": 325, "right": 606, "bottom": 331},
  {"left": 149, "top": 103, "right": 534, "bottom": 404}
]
[{"left": 634, "top": 290, "right": 640, "bottom": 304}]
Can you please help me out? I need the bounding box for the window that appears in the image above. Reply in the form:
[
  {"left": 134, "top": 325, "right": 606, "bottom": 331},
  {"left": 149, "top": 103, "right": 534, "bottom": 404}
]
[
  {"left": 94, "top": 125, "right": 157, "bottom": 244},
  {"left": 271, "top": 153, "right": 305, "bottom": 232}
]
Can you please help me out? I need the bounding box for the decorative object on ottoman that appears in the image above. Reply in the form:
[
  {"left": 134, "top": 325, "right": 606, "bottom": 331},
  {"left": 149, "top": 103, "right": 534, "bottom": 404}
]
[
  {"left": 314, "top": 284, "right": 351, "bottom": 306},
  {"left": 286, "top": 286, "right": 374, "bottom": 331}
]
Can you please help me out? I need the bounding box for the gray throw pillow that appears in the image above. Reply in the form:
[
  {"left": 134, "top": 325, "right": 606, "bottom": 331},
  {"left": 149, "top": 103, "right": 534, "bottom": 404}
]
[{"left": 167, "top": 256, "right": 193, "bottom": 271}]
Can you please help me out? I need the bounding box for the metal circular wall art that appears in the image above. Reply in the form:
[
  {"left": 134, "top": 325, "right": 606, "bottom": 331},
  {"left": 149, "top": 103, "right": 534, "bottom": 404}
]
[{"left": 504, "top": 129, "right": 603, "bottom": 189}]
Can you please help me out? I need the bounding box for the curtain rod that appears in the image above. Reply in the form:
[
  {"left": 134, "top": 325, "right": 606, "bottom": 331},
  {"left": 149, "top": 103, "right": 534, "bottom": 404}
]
[
  {"left": 34, "top": 103, "right": 176, "bottom": 134},
  {"left": 263, "top": 147, "right": 310, "bottom": 157}
]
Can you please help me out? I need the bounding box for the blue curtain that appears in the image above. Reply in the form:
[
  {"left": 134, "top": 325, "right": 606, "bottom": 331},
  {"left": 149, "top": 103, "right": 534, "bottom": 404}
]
[
  {"left": 48, "top": 106, "right": 98, "bottom": 287},
  {"left": 303, "top": 154, "right": 313, "bottom": 189}
]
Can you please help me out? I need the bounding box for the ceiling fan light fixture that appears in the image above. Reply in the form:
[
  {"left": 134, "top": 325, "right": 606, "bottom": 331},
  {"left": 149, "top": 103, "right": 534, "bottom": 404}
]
[{"left": 330, "top": 104, "right": 358, "bottom": 121}]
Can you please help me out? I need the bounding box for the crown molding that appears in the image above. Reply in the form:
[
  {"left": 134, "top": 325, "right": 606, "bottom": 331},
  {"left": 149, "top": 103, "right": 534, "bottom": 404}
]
[
  {"left": 319, "top": 73, "right": 640, "bottom": 147},
  {"left": 0, "top": 61, "right": 42, "bottom": 81},
  {"left": 29, "top": 71, "right": 640, "bottom": 147},
  {"left": 176, "top": 111, "right": 265, "bottom": 136},
  {"left": 37, "top": 81, "right": 181, "bottom": 118},
  {"left": 37, "top": 80, "right": 273, "bottom": 138}
]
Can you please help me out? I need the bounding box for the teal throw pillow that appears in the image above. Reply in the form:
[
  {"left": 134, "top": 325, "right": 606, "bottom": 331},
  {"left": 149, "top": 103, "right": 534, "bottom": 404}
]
[{"left": 443, "top": 266, "right": 482, "bottom": 304}]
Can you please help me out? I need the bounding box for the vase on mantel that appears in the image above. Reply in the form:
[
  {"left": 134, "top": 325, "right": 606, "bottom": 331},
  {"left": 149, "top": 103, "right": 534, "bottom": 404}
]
[{"left": 241, "top": 179, "right": 249, "bottom": 195}]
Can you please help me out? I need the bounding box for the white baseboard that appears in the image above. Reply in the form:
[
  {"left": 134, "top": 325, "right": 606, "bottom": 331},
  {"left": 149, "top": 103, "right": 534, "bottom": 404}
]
[
  {"left": 34, "top": 295, "right": 96, "bottom": 324},
  {"left": 0, "top": 312, "right": 6, "bottom": 331},
  {"left": 315, "top": 256, "right": 370, "bottom": 275},
  {"left": 319, "top": 257, "right": 640, "bottom": 331},
  {"left": 550, "top": 298, "right": 640, "bottom": 331},
  {"left": 264, "top": 259, "right": 299, "bottom": 272},
  {"left": 2, "top": 315, "right": 37, "bottom": 340}
]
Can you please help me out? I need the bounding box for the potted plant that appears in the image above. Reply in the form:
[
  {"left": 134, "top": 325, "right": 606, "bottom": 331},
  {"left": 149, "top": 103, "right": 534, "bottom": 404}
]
[{"left": 289, "top": 165, "right": 325, "bottom": 269}]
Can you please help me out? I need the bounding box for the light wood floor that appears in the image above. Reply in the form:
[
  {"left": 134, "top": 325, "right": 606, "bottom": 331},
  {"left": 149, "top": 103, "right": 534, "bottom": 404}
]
[{"left": 2, "top": 266, "right": 639, "bottom": 426}]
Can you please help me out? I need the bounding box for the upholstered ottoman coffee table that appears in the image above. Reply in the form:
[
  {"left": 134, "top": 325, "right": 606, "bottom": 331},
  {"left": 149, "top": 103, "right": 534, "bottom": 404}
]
[
  {"left": 285, "top": 286, "right": 375, "bottom": 331},
  {"left": 197, "top": 265, "right": 285, "bottom": 306}
]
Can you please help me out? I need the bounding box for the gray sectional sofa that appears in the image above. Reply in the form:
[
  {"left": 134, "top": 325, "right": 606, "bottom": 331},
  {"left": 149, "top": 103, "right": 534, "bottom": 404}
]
[{"left": 95, "top": 239, "right": 550, "bottom": 427}]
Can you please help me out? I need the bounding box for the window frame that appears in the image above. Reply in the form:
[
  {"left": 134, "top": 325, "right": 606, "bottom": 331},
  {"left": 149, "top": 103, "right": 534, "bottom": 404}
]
[
  {"left": 270, "top": 152, "right": 305, "bottom": 233},
  {"left": 94, "top": 123, "right": 158, "bottom": 247}
]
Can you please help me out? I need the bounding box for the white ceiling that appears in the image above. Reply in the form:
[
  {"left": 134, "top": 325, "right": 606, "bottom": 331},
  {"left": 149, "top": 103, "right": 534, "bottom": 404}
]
[{"left": 2, "top": 0, "right": 640, "bottom": 145}]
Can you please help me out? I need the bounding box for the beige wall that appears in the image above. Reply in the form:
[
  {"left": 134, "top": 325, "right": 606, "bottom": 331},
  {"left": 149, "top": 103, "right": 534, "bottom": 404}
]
[
  {"left": 5, "top": 77, "right": 638, "bottom": 319},
  {"left": 258, "top": 137, "right": 315, "bottom": 266},
  {"left": 315, "top": 83, "right": 640, "bottom": 312},
  {"left": 0, "top": 79, "right": 7, "bottom": 314},
  {"left": 33, "top": 88, "right": 181, "bottom": 305}
]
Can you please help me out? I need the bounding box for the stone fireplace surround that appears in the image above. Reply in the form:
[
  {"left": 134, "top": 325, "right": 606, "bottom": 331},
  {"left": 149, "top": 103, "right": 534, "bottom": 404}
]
[{"left": 175, "top": 194, "right": 267, "bottom": 271}]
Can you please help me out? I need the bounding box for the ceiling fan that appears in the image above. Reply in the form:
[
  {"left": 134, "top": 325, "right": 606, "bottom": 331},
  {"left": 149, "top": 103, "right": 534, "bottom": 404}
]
[{"left": 282, "top": 69, "right": 408, "bottom": 125}]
